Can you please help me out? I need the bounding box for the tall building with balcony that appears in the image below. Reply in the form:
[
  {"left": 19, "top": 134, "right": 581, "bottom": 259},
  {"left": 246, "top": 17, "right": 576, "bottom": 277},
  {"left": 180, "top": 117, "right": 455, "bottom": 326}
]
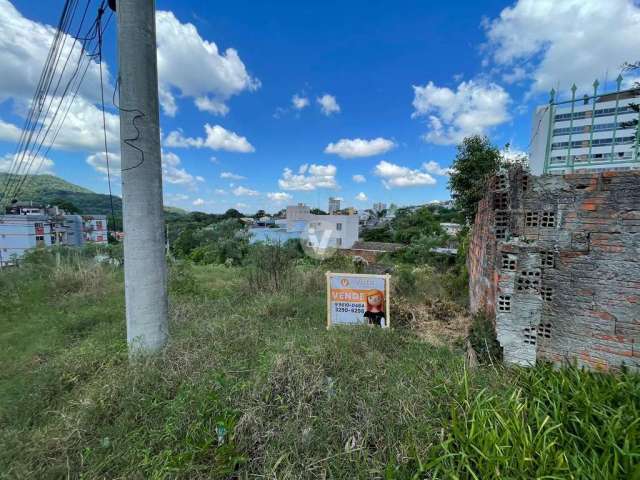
[{"left": 529, "top": 80, "right": 640, "bottom": 176}]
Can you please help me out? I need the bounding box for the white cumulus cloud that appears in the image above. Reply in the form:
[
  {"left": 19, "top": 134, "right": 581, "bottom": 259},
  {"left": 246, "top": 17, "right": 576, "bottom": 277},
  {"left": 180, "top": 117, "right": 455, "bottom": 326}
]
[
  {"left": 220, "top": 171, "right": 246, "bottom": 180},
  {"left": 193, "top": 198, "right": 205, "bottom": 206},
  {"left": 412, "top": 80, "right": 510, "bottom": 145},
  {"left": 0, "top": 152, "right": 54, "bottom": 175},
  {"left": 355, "top": 192, "right": 368, "bottom": 201},
  {"left": 317, "top": 94, "right": 341, "bottom": 116},
  {"left": 325, "top": 137, "right": 395, "bottom": 158},
  {"left": 374, "top": 160, "right": 436, "bottom": 189},
  {"left": 267, "top": 192, "right": 293, "bottom": 202},
  {"left": 278, "top": 163, "right": 338, "bottom": 191},
  {"left": 232, "top": 186, "right": 259, "bottom": 197},
  {"left": 155, "top": 10, "right": 259, "bottom": 117},
  {"left": 292, "top": 94, "right": 309, "bottom": 110},
  {"left": 352, "top": 174, "right": 366, "bottom": 183},
  {"left": 163, "top": 125, "right": 255, "bottom": 153},
  {"left": 423, "top": 160, "right": 452, "bottom": 176},
  {"left": 86, "top": 152, "right": 121, "bottom": 177},
  {"left": 482, "top": 0, "right": 640, "bottom": 94}
]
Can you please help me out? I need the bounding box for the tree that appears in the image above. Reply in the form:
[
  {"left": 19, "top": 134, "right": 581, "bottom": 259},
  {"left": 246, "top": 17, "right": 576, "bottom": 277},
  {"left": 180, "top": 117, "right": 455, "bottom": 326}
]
[
  {"left": 51, "top": 198, "right": 79, "bottom": 214},
  {"left": 448, "top": 135, "right": 502, "bottom": 224},
  {"left": 223, "top": 208, "right": 243, "bottom": 219},
  {"left": 310, "top": 208, "right": 327, "bottom": 215},
  {"left": 254, "top": 209, "right": 267, "bottom": 219},
  {"left": 391, "top": 206, "right": 442, "bottom": 244}
]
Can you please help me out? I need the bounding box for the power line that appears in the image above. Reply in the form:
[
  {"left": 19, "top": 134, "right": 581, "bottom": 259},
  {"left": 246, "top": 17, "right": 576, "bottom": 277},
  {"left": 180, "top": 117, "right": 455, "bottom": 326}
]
[
  {"left": 0, "top": 1, "right": 113, "bottom": 208},
  {"left": 97, "top": 5, "right": 117, "bottom": 231},
  {"left": 0, "top": 0, "right": 77, "bottom": 205}
]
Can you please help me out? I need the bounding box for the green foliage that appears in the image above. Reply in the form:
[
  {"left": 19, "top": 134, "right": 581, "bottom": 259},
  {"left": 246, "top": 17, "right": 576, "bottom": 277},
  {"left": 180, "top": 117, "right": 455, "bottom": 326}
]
[
  {"left": 361, "top": 225, "right": 394, "bottom": 242},
  {"left": 169, "top": 260, "right": 201, "bottom": 296},
  {"left": 424, "top": 365, "right": 640, "bottom": 479},
  {"left": 2, "top": 248, "right": 639, "bottom": 478},
  {"left": 243, "top": 241, "right": 302, "bottom": 293},
  {"left": 467, "top": 312, "right": 502, "bottom": 364},
  {"left": 448, "top": 135, "right": 502, "bottom": 224},
  {"left": 172, "top": 218, "right": 249, "bottom": 265},
  {"left": 392, "top": 206, "right": 443, "bottom": 244}
]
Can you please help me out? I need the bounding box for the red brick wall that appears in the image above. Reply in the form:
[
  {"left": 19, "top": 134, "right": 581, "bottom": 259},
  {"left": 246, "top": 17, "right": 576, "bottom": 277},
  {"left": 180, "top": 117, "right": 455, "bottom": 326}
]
[
  {"left": 468, "top": 187, "right": 498, "bottom": 317},
  {"left": 468, "top": 168, "right": 640, "bottom": 371}
]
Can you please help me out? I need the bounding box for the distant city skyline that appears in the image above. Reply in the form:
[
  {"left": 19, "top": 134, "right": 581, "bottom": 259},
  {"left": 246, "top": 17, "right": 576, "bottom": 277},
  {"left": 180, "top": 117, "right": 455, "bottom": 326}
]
[{"left": 1, "top": 0, "right": 638, "bottom": 213}]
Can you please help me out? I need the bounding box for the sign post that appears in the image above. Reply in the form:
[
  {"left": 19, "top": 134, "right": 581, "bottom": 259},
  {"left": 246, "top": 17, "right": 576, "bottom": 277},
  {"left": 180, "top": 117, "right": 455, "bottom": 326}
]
[{"left": 326, "top": 272, "right": 391, "bottom": 328}]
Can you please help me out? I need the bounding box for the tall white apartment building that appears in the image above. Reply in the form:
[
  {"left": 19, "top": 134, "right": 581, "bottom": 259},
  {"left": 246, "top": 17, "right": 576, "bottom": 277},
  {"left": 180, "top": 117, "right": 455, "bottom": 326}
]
[
  {"left": 328, "top": 197, "right": 341, "bottom": 214},
  {"left": 372, "top": 202, "right": 386, "bottom": 213},
  {"left": 530, "top": 82, "right": 640, "bottom": 175}
]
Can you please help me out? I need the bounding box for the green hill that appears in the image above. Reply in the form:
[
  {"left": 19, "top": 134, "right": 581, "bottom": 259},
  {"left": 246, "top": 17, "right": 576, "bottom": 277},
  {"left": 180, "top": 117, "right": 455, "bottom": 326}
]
[{"left": 0, "top": 173, "right": 186, "bottom": 218}]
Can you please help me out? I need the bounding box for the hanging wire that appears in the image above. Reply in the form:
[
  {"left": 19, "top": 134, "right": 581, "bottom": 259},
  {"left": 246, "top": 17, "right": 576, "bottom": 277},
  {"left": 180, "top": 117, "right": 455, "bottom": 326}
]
[
  {"left": 0, "top": 1, "right": 114, "bottom": 208},
  {"left": 96, "top": 4, "right": 117, "bottom": 232}
]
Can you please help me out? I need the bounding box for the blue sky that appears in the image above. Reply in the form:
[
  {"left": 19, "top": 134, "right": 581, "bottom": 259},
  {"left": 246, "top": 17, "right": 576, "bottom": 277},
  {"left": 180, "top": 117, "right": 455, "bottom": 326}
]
[{"left": 1, "top": 0, "right": 638, "bottom": 213}]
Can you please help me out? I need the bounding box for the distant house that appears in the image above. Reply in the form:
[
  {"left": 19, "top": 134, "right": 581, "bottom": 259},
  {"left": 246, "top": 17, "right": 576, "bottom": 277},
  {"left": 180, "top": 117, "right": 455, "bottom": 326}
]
[
  {"left": 249, "top": 203, "right": 360, "bottom": 249},
  {"left": 0, "top": 203, "right": 108, "bottom": 266}
]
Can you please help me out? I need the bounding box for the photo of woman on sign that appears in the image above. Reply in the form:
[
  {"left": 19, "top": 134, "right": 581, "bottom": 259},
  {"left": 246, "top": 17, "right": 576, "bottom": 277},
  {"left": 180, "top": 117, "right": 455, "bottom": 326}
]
[{"left": 363, "top": 289, "right": 386, "bottom": 327}]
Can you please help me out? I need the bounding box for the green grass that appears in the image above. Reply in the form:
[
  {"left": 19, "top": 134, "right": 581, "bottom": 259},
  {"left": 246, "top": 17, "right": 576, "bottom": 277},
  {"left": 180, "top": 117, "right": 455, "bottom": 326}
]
[{"left": 1, "top": 250, "right": 638, "bottom": 479}]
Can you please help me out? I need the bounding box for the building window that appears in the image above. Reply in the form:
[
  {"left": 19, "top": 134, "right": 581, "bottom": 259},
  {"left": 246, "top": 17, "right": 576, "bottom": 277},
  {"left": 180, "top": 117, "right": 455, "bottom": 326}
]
[
  {"left": 34, "top": 222, "right": 43, "bottom": 228},
  {"left": 336, "top": 238, "right": 342, "bottom": 246},
  {"left": 541, "top": 286, "right": 553, "bottom": 302},
  {"left": 494, "top": 192, "right": 508, "bottom": 210},
  {"left": 336, "top": 223, "right": 342, "bottom": 231},
  {"left": 35, "top": 235, "right": 44, "bottom": 241},
  {"left": 525, "top": 211, "right": 539, "bottom": 227},
  {"left": 516, "top": 270, "right": 541, "bottom": 293},
  {"left": 498, "top": 295, "right": 511, "bottom": 312},
  {"left": 501, "top": 253, "right": 517, "bottom": 271},
  {"left": 540, "top": 250, "right": 555, "bottom": 268},
  {"left": 537, "top": 323, "right": 552, "bottom": 339},
  {"left": 540, "top": 211, "right": 556, "bottom": 228},
  {"left": 523, "top": 327, "right": 537, "bottom": 345}
]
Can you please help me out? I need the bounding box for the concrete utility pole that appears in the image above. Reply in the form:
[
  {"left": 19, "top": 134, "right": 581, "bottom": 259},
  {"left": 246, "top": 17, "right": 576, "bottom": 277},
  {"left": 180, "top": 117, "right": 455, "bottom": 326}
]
[{"left": 116, "top": 0, "right": 168, "bottom": 353}]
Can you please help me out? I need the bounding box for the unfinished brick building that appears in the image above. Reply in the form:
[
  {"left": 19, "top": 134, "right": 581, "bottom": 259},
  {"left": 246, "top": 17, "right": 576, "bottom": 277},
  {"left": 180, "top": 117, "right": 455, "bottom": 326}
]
[{"left": 468, "top": 167, "right": 639, "bottom": 371}]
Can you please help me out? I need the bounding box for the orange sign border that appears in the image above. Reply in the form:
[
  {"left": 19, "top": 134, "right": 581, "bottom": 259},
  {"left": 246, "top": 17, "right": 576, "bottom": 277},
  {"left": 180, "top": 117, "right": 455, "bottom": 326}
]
[{"left": 325, "top": 271, "right": 391, "bottom": 329}]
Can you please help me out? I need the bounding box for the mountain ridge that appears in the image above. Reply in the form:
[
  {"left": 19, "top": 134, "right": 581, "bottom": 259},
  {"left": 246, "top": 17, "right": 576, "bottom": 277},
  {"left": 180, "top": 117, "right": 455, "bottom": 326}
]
[{"left": 0, "top": 173, "right": 187, "bottom": 217}]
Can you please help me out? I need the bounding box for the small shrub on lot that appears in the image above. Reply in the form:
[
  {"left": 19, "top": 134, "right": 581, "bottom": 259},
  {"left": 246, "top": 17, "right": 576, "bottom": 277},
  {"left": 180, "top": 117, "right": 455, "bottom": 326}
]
[
  {"left": 467, "top": 312, "right": 502, "bottom": 364},
  {"left": 244, "top": 242, "right": 300, "bottom": 294},
  {"left": 169, "top": 259, "right": 201, "bottom": 296}
]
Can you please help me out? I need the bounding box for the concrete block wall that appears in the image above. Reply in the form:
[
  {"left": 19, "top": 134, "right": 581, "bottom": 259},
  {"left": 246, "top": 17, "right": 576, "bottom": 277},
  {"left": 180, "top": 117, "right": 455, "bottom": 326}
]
[{"left": 468, "top": 167, "right": 640, "bottom": 371}]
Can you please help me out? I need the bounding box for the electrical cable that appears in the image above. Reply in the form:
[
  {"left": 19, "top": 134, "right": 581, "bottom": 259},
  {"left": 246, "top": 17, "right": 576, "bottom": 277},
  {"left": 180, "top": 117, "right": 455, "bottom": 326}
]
[
  {"left": 1, "top": 2, "right": 115, "bottom": 208},
  {"left": 97, "top": 5, "right": 117, "bottom": 232},
  {"left": 0, "top": 0, "right": 80, "bottom": 205}
]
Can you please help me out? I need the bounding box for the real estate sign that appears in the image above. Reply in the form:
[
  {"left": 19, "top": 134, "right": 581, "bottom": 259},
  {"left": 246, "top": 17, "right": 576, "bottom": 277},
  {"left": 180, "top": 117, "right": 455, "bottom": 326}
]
[{"left": 326, "top": 272, "right": 390, "bottom": 328}]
